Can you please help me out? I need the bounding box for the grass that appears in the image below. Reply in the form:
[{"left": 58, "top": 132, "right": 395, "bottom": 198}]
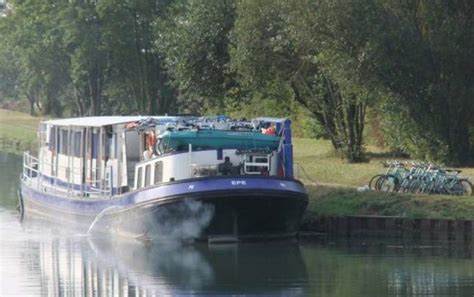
[
  {"left": 2, "top": 109, "right": 474, "bottom": 220},
  {"left": 0, "top": 109, "right": 44, "bottom": 152},
  {"left": 293, "top": 137, "right": 474, "bottom": 187},
  {"left": 301, "top": 185, "right": 474, "bottom": 227}
]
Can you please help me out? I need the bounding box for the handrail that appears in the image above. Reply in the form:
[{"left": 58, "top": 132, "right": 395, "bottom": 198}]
[{"left": 22, "top": 151, "right": 113, "bottom": 199}]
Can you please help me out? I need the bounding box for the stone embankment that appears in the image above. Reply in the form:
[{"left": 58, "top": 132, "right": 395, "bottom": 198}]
[{"left": 301, "top": 215, "right": 474, "bottom": 242}]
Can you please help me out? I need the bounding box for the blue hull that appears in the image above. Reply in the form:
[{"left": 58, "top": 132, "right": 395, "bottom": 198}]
[{"left": 20, "top": 176, "right": 308, "bottom": 241}]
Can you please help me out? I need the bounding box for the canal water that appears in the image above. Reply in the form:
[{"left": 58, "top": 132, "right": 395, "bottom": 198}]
[{"left": 1, "top": 152, "right": 474, "bottom": 296}]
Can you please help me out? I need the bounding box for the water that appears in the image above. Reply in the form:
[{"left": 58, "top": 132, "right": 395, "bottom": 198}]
[{"left": 1, "top": 152, "right": 474, "bottom": 296}]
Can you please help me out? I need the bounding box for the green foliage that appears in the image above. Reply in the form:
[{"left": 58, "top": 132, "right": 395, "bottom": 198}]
[
  {"left": 0, "top": 20, "right": 19, "bottom": 102},
  {"left": 97, "top": 0, "right": 177, "bottom": 115},
  {"left": 206, "top": 92, "right": 323, "bottom": 138},
  {"left": 156, "top": 0, "right": 237, "bottom": 113},
  {"left": 1, "top": 0, "right": 69, "bottom": 116},
  {"left": 0, "top": 0, "right": 178, "bottom": 117},
  {"left": 0, "top": 0, "right": 472, "bottom": 165},
  {"left": 354, "top": 1, "right": 474, "bottom": 165},
  {"left": 230, "top": 0, "right": 370, "bottom": 162}
]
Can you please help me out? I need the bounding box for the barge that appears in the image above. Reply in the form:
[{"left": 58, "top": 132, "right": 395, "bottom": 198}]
[{"left": 19, "top": 116, "right": 308, "bottom": 242}]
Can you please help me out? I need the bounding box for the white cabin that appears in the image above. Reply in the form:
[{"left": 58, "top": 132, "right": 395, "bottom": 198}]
[{"left": 24, "top": 116, "right": 285, "bottom": 198}]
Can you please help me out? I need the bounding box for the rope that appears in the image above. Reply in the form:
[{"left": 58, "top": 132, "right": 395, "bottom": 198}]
[{"left": 295, "top": 163, "right": 318, "bottom": 185}]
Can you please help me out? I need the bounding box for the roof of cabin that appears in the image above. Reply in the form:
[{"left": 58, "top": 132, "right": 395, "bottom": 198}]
[
  {"left": 254, "top": 117, "right": 289, "bottom": 123},
  {"left": 42, "top": 116, "right": 290, "bottom": 128},
  {"left": 42, "top": 116, "right": 181, "bottom": 127}
]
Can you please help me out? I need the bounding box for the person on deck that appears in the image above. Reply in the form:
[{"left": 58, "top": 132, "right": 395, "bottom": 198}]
[
  {"left": 143, "top": 146, "right": 156, "bottom": 160},
  {"left": 218, "top": 156, "right": 233, "bottom": 175},
  {"left": 143, "top": 131, "right": 157, "bottom": 160}
]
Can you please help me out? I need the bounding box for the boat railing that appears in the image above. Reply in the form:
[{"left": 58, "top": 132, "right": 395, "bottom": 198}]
[
  {"left": 22, "top": 151, "right": 39, "bottom": 181},
  {"left": 81, "top": 166, "right": 113, "bottom": 198},
  {"left": 22, "top": 151, "right": 113, "bottom": 199}
]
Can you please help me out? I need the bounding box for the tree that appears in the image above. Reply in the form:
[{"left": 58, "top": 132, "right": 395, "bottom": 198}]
[
  {"left": 59, "top": 2, "right": 109, "bottom": 116},
  {"left": 98, "top": 0, "right": 177, "bottom": 115},
  {"left": 0, "top": 23, "right": 20, "bottom": 104},
  {"left": 156, "top": 0, "right": 237, "bottom": 113},
  {"left": 354, "top": 0, "right": 474, "bottom": 165},
  {"left": 3, "top": 0, "right": 70, "bottom": 116},
  {"left": 231, "top": 0, "right": 371, "bottom": 162}
]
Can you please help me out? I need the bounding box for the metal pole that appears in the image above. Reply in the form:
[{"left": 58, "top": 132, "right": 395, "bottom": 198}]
[
  {"left": 189, "top": 143, "right": 192, "bottom": 177},
  {"left": 80, "top": 128, "right": 85, "bottom": 198},
  {"left": 99, "top": 127, "right": 103, "bottom": 197},
  {"left": 39, "top": 125, "right": 44, "bottom": 191},
  {"left": 54, "top": 127, "right": 58, "bottom": 193},
  {"left": 67, "top": 126, "right": 71, "bottom": 197}
]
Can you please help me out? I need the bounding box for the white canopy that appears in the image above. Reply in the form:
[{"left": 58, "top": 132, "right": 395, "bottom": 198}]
[{"left": 43, "top": 116, "right": 181, "bottom": 128}]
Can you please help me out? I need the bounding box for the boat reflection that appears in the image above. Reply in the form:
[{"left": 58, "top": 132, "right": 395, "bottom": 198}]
[{"left": 28, "top": 235, "right": 308, "bottom": 296}]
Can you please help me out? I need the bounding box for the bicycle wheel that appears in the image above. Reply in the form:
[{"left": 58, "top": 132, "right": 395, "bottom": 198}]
[
  {"left": 378, "top": 175, "right": 399, "bottom": 192},
  {"left": 398, "top": 178, "right": 410, "bottom": 193},
  {"left": 368, "top": 174, "right": 385, "bottom": 190},
  {"left": 408, "top": 179, "right": 421, "bottom": 194},
  {"left": 461, "top": 179, "right": 473, "bottom": 196},
  {"left": 448, "top": 180, "right": 464, "bottom": 195}
]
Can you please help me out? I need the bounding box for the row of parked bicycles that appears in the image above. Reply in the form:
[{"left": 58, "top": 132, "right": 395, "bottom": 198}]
[{"left": 369, "top": 160, "right": 473, "bottom": 196}]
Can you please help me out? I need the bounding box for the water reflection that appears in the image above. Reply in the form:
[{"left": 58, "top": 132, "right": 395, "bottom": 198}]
[
  {"left": 301, "top": 239, "right": 474, "bottom": 297},
  {"left": 4, "top": 229, "right": 307, "bottom": 296},
  {"left": 0, "top": 152, "right": 22, "bottom": 209}
]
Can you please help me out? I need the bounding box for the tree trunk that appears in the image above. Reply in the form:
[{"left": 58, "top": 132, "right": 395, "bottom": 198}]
[
  {"left": 26, "top": 93, "right": 36, "bottom": 116},
  {"left": 74, "top": 87, "right": 85, "bottom": 117},
  {"left": 290, "top": 78, "right": 367, "bottom": 163}
]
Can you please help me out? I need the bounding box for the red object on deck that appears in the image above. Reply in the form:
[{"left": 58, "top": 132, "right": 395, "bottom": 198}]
[{"left": 262, "top": 126, "right": 276, "bottom": 135}]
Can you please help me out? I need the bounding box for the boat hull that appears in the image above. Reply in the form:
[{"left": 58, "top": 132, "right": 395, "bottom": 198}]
[{"left": 20, "top": 176, "right": 308, "bottom": 241}]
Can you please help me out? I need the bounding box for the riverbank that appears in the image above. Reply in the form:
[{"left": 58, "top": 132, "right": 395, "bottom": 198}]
[
  {"left": 0, "top": 109, "right": 43, "bottom": 154},
  {"left": 293, "top": 138, "right": 474, "bottom": 224},
  {"left": 301, "top": 185, "right": 474, "bottom": 227}
]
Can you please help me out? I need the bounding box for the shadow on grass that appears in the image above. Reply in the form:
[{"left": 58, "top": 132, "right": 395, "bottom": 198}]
[{"left": 365, "top": 151, "right": 410, "bottom": 160}]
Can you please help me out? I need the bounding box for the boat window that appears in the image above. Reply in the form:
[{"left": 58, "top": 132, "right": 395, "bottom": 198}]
[
  {"left": 107, "top": 133, "right": 117, "bottom": 159},
  {"left": 59, "top": 129, "right": 68, "bottom": 155},
  {"left": 217, "top": 149, "right": 223, "bottom": 160},
  {"left": 73, "top": 131, "right": 82, "bottom": 157},
  {"left": 91, "top": 132, "right": 99, "bottom": 159},
  {"left": 49, "top": 126, "right": 56, "bottom": 151},
  {"left": 39, "top": 124, "right": 47, "bottom": 145},
  {"left": 137, "top": 167, "right": 143, "bottom": 189},
  {"left": 154, "top": 162, "right": 163, "bottom": 184},
  {"left": 243, "top": 153, "right": 271, "bottom": 175},
  {"left": 158, "top": 139, "right": 172, "bottom": 154},
  {"left": 246, "top": 165, "right": 265, "bottom": 173},
  {"left": 145, "top": 165, "right": 151, "bottom": 187}
]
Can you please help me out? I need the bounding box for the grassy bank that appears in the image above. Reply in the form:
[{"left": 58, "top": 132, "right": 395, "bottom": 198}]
[
  {"left": 301, "top": 185, "right": 474, "bottom": 228},
  {"left": 1, "top": 109, "right": 474, "bottom": 222},
  {"left": 0, "top": 109, "right": 43, "bottom": 153},
  {"left": 293, "top": 138, "right": 474, "bottom": 222}
]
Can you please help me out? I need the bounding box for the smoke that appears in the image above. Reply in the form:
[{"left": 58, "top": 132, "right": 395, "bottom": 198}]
[
  {"left": 86, "top": 236, "right": 215, "bottom": 293},
  {"left": 149, "top": 198, "right": 215, "bottom": 242},
  {"left": 83, "top": 198, "right": 214, "bottom": 243}
]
